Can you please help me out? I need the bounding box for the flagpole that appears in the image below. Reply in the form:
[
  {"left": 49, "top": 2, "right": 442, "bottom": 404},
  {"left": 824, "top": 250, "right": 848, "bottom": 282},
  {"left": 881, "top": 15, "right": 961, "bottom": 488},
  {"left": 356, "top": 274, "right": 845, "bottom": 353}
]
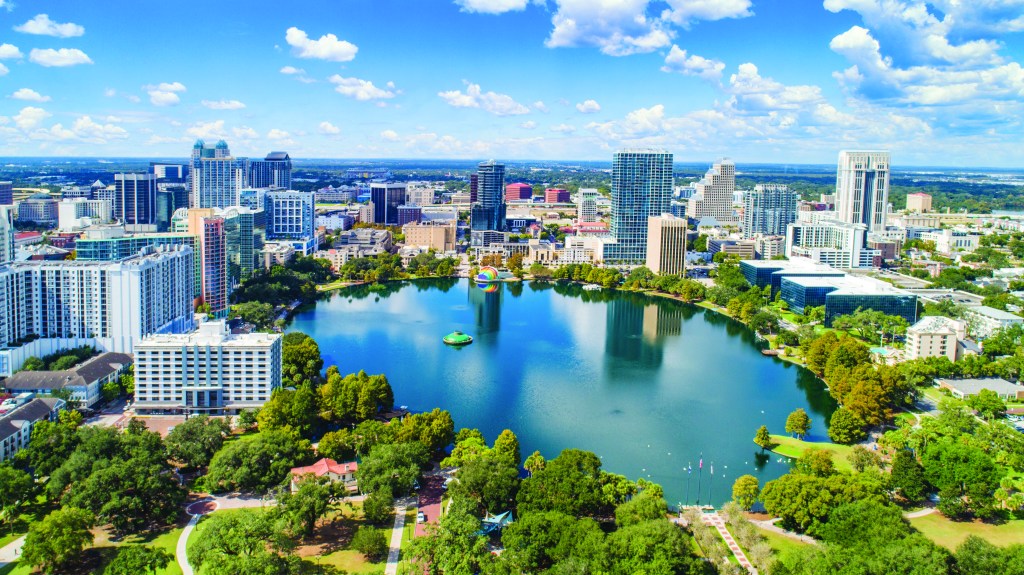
[
  {"left": 685, "top": 463, "right": 692, "bottom": 506},
  {"left": 708, "top": 462, "right": 714, "bottom": 506},
  {"left": 696, "top": 454, "right": 704, "bottom": 506}
]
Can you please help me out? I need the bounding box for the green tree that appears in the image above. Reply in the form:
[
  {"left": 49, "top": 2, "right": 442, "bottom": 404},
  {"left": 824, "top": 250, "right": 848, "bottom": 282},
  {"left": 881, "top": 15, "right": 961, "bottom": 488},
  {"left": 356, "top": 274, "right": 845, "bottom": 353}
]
[
  {"left": 493, "top": 428, "right": 521, "bottom": 467},
  {"left": 277, "top": 475, "right": 335, "bottom": 538},
  {"left": 449, "top": 450, "right": 521, "bottom": 515},
  {"left": 847, "top": 445, "right": 883, "bottom": 473},
  {"left": 0, "top": 464, "right": 34, "bottom": 527},
  {"left": 205, "top": 429, "right": 313, "bottom": 493},
  {"left": 103, "top": 546, "right": 173, "bottom": 575},
  {"left": 228, "top": 301, "right": 276, "bottom": 329},
  {"left": 363, "top": 487, "right": 394, "bottom": 525},
  {"left": 524, "top": 450, "right": 545, "bottom": 477},
  {"left": 732, "top": 475, "right": 760, "bottom": 511},
  {"left": 236, "top": 408, "right": 259, "bottom": 430},
  {"left": 358, "top": 442, "right": 428, "bottom": 496},
  {"left": 753, "top": 425, "right": 773, "bottom": 450},
  {"left": 187, "top": 509, "right": 297, "bottom": 573},
  {"left": 966, "top": 389, "right": 1007, "bottom": 420},
  {"left": 613, "top": 491, "right": 668, "bottom": 528},
  {"left": 796, "top": 448, "right": 835, "bottom": 478},
  {"left": 351, "top": 526, "right": 388, "bottom": 560},
  {"left": 785, "top": 408, "right": 812, "bottom": 439},
  {"left": 281, "top": 332, "right": 324, "bottom": 388},
  {"left": 257, "top": 385, "right": 321, "bottom": 438},
  {"left": 23, "top": 410, "right": 82, "bottom": 477},
  {"left": 517, "top": 449, "right": 607, "bottom": 518},
  {"left": 22, "top": 507, "right": 95, "bottom": 574},
  {"left": 605, "top": 519, "right": 706, "bottom": 575},
  {"left": 165, "top": 415, "right": 231, "bottom": 469},
  {"left": 828, "top": 407, "right": 867, "bottom": 444}
]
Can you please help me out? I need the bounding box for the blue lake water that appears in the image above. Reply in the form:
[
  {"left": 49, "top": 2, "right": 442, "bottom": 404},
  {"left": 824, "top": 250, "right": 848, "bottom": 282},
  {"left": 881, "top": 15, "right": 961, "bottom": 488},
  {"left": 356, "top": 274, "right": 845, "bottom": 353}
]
[{"left": 288, "top": 278, "right": 837, "bottom": 506}]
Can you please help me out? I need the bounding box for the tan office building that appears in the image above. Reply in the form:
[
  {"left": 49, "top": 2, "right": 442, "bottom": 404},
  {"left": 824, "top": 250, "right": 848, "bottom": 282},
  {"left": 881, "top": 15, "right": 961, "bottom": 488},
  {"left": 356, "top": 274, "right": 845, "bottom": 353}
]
[
  {"left": 403, "top": 221, "right": 457, "bottom": 252},
  {"left": 906, "top": 193, "right": 933, "bottom": 213},
  {"left": 645, "top": 214, "right": 687, "bottom": 275}
]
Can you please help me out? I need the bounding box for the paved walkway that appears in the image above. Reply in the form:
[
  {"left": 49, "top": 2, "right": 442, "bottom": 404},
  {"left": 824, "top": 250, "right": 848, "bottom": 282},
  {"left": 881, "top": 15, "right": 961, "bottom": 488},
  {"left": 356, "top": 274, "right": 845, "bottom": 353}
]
[
  {"left": 701, "top": 511, "right": 757, "bottom": 574},
  {"left": 0, "top": 536, "right": 26, "bottom": 570},
  {"left": 903, "top": 507, "right": 936, "bottom": 519},
  {"left": 177, "top": 514, "right": 200, "bottom": 575},
  {"left": 384, "top": 497, "right": 414, "bottom": 575},
  {"left": 749, "top": 518, "right": 819, "bottom": 545}
]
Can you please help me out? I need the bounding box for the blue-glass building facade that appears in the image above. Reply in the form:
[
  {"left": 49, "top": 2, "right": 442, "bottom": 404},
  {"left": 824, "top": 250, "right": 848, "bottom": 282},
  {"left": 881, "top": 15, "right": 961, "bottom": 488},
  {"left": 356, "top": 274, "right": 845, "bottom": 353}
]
[{"left": 604, "top": 149, "right": 673, "bottom": 264}]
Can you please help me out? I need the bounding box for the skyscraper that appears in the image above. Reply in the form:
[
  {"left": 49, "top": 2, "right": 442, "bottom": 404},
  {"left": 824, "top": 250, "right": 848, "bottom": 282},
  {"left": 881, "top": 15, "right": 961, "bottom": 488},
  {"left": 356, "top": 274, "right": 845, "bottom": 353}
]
[
  {"left": 265, "top": 191, "right": 315, "bottom": 239},
  {"left": 605, "top": 149, "right": 673, "bottom": 263},
  {"left": 743, "top": 184, "right": 798, "bottom": 239},
  {"left": 222, "top": 206, "right": 265, "bottom": 286},
  {"left": 835, "top": 150, "right": 890, "bottom": 233},
  {"left": 191, "top": 140, "right": 248, "bottom": 209},
  {"left": 470, "top": 161, "right": 507, "bottom": 247},
  {"left": 577, "top": 188, "right": 599, "bottom": 223},
  {"left": 188, "top": 209, "right": 228, "bottom": 316},
  {"left": 686, "top": 158, "right": 735, "bottom": 221},
  {"left": 0, "top": 182, "right": 12, "bottom": 206},
  {"left": 113, "top": 173, "right": 158, "bottom": 229},
  {"left": 0, "top": 206, "right": 14, "bottom": 263},
  {"left": 369, "top": 183, "right": 407, "bottom": 225},
  {"left": 249, "top": 152, "right": 293, "bottom": 189},
  {"left": 646, "top": 214, "right": 688, "bottom": 275}
]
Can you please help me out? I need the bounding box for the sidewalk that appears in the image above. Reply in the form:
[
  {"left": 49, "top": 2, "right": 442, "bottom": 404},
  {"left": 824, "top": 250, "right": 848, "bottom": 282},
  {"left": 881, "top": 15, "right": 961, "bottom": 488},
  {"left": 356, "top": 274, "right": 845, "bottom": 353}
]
[
  {"left": 749, "top": 517, "right": 819, "bottom": 545},
  {"left": 701, "top": 511, "right": 758, "bottom": 574},
  {"left": 384, "top": 497, "right": 415, "bottom": 575},
  {"left": 0, "top": 535, "right": 26, "bottom": 570}
]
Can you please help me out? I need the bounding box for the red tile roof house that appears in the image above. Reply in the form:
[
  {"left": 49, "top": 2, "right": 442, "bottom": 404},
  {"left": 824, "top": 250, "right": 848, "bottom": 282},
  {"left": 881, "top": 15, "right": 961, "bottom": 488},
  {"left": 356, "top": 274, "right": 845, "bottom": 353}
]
[{"left": 289, "top": 458, "right": 358, "bottom": 493}]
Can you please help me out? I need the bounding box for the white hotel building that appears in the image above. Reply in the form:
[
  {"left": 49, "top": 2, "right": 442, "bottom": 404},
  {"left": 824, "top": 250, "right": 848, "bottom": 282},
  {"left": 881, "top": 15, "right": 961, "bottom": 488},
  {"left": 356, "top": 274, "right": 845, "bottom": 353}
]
[
  {"left": 133, "top": 320, "right": 282, "bottom": 415},
  {"left": 0, "top": 245, "right": 195, "bottom": 376}
]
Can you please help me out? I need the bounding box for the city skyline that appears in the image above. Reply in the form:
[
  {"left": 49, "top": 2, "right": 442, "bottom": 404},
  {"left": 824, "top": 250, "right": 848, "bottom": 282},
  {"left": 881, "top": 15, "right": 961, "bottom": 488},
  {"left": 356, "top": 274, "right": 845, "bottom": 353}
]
[{"left": 0, "top": 1, "right": 1021, "bottom": 166}]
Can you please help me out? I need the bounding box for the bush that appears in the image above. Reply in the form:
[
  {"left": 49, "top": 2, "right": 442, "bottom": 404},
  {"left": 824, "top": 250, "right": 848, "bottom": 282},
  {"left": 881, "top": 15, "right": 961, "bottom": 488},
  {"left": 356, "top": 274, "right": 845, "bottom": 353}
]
[
  {"left": 351, "top": 526, "right": 387, "bottom": 560},
  {"left": 363, "top": 488, "right": 394, "bottom": 525}
]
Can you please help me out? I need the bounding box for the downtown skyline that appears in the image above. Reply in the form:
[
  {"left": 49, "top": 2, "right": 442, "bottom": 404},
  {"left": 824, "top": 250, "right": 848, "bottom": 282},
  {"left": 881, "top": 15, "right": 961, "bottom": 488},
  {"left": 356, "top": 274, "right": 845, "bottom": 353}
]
[{"left": 0, "top": 0, "right": 1021, "bottom": 166}]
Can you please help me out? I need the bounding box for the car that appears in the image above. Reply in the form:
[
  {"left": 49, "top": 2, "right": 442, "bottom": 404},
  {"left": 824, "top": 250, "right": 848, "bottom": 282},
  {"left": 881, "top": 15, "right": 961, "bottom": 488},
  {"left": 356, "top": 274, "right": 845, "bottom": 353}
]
[
  {"left": 413, "top": 480, "right": 421, "bottom": 491},
  {"left": 417, "top": 511, "right": 426, "bottom": 523}
]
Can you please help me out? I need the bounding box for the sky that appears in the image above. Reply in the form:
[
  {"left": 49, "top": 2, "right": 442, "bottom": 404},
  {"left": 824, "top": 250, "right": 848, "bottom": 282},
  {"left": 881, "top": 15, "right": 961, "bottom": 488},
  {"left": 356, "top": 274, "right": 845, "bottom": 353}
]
[{"left": 0, "top": 0, "right": 1022, "bottom": 166}]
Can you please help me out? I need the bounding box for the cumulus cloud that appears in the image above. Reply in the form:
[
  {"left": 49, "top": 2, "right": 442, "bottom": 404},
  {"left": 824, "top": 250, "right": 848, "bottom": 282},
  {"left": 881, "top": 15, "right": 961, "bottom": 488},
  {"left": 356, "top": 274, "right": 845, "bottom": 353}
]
[
  {"left": 550, "top": 123, "right": 577, "bottom": 133},
  {"left": 13, "top": 106, "right": 50, "bottom": 130},
  {"left": 15, "top": 14, "right": 85, "bottom": 37},
  {"left": 319, "top": 121, "right": 341, "bottom": 135},
  {"left": 279, "top": 66, "right": 305, "bottom": 75},
  {"left": 29, "top": 48, "right": 92, "bottom": 67},
  {"left": 69, "top": 116, "right": 128, "bottom": 142},
  {"left": 0, "top": 43, "right": 22, "bottom": 59},
  {"left": 438, "top": 81, "right": 530, "bottom": 115},
  {"left": 380, "top": 129, "right": 400, "bottom": 141},
  {"left": 186, "top": 120, "right": 227, "bottom": 140},
  {"left": 575, "top": 100, "right": 601, "bottom": 114},
  {"left": 0, "top": 63, "right": 7, "bottom": 76},
  {"left": 454, "top": 0, "right": 530, "bottom": 14},
  {"left": 533, "top": 101, "right": 549, "bottom": 112},
  {"left": 661, "top": 45, "right": 726, "bottom": 80},
  {"left": 728, "top": 63, "right": 823, "bottom": 112},
  {"left": 146, "top": 82, "right": 186, "bottom": 107},
  {"left": 202, "top": 99, "right": 246, "bottom": 110},
  {"left": 328, "top": 75, "right": 397, "bottom": 101},
  {"left": 520, "top": 120, "right": 537, "bottom": 129},
  {"left": 232, "top": 126, "right": 259, "bottom": 139},
  {"left": 662, "top": 0, "right": 753, "bottom": 27},
  {"left": 267, "top": 128, "right": 290, "bottom": 140},
  {"left": 10, "top": 88, "right": 50, "bottom": 102},
  {"left": 285, "top": 27, "right": 358, "bottom": 62}
]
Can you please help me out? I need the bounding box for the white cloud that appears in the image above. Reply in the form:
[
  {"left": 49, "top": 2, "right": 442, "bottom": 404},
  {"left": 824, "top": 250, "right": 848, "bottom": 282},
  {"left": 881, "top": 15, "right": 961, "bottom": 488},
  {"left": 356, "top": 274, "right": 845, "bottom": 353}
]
[
  {"left": 14, "top": 14, "right": 85, "bottom": 38},
  {"left": 13, "top": 106, "right": 50, "bottom": 130},
  {"left": 0, "top": 43, "right": 22, "bottom": 59},
  {"left": 70, "top": 116, "right": 128, "bottom": 142},
  {"left": 202, "top": 99, "right": 246, "bottom": 110},
  {"left": 319, "top": 121, "right": 341, "bottom": 135},
  {"left": 104, "top": 88, "right": 117, "bottom": 98},
  {"left": 454, "top": 0, "right": 530, "bottom": 14},
  {"left": 661, "top": 45, "right": 725, "bottom": 80},
  {"left": 520, "top": 120, "right": 537, "bottom": 129},
  {"left": 153, "top": 82, "right": 186, "bottom": 92},
  {"left": 728, "top": 62, "right": 823, "bottom": 112},
  {"left": 29, "top": 48, "right": 92, "bottom": 67},
  {"left": 285, "top": 27, "right": 358, "bottom": 62},
  {"left": 10, "top": 88, "right": 50, "bottom": 102},
  {"left": 267, "top": 128, "right": 290, "bottom": 140},
  {"left": 550, "top": 123, "right": 577, "bottom": 133},
  {"left": 438, "top": 81, "right": 530, "bottom": 115},
  {"left": 279, "top": 66, "right": 305, "bottom": 75},
  {"left": 662, "top": 0, "right": 753, "bottom": 26},
  {"left": 148, "top": 91, "right": 180, "bottom": 107},
  {"left": 328, "top": 75, "right": 397, "bottom": 101},
  {"left": 186, "top": 120, "right": 227, "bottom": 140},
  {"left": 0, "top": 63, "right": 7, "bottom": 76},
  {"left": 380, "top": 129, "right": 400, "bottom": 141},
  {"left": 575, "top": 99, "right": 601, "bottom": 113},
  {"left": 232, "top": 126, "right": 259, "bottom": 139},
  {"left": 533, "top": 101, "right": 548, "bottom": 112}
]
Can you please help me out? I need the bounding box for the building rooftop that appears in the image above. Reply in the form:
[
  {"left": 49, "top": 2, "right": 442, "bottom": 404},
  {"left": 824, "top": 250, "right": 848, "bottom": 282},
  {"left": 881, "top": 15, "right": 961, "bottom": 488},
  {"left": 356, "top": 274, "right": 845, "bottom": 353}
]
[
  {"left": 291, "top": 458, "right": 357, "bottom": 478},
  {"left": 784, "top": 274, "right": 910, "bottom": 296},
  {"left": 936, "top": 377, "right": 1020, "bottom": 396},
  {"left": 0, "top": 398, "right": 62, "bottom": 443},
  {"left": 4, "top": 352, "right": 132, "bottom": 393},
  {"left": 137, "top": 320, "right": 281, "bottom": 348},
  {"left": 908, "top": 316, "right": 963, "bottom": 335},
  {"left": 970, "top": 306, "right": 1023, "bottom": 321},
  {"left": 740, "top": 257, "right": 837, "bottom": 272}
]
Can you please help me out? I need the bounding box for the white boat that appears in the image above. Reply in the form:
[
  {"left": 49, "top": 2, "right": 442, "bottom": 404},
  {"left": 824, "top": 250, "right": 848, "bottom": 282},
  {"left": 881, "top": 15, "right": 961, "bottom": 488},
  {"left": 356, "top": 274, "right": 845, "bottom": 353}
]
[{"left": 583, "top": 284, "right": 601, "bottom": 291}]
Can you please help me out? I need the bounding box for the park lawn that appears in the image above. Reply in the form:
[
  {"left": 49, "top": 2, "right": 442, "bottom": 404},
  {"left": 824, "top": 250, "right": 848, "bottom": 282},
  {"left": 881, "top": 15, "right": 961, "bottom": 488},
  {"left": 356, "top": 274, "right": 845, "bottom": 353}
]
[
  {"left": 767, "top": 435, "right": 856, "bottom": 472},
  {"left": 756, "top": 527, "right": 812, "bottom": 558},
  {"left": 909, "top": 513, "right": 1024, "bottom": 550}
]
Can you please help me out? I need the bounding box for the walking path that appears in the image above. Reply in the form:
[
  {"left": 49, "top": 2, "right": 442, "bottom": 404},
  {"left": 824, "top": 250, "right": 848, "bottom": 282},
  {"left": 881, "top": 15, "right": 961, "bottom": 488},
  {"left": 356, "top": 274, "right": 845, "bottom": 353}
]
[
  {"left": 701, "top": 511, "right": 758, "bottom": 574},
  {"left": 748, "top": 518, "right": 819, "bottom": 545},
  {"left": 385, "top": 497, "right": 414, "bottom": 575},
  {"left": 0, "top": 536, "right": 26, "bottom": 570},
  {"left": 177, "top": 514, "right": 200, "bottom": 575},
  {"left": 903, "top": 507, "right": 936, "bottom": 519}
]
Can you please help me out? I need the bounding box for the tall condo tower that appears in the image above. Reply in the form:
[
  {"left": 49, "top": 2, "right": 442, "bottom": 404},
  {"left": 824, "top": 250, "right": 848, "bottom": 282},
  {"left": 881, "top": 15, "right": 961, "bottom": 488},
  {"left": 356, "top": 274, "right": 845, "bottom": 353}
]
[
  {"left": 470, "top": 161, "right": 507, "bottom": 247},
  {"left": 835, "top": 150, "right": 890, "bottom": 233},
  {"left": 742, "top": 184, "right": 798, "bottom": 239},
  {"left": 686, "top": 158, "right": 735, "bottom": 222},
  {"left": 606, "top": 149, "right": 673, "bottom": 263}
]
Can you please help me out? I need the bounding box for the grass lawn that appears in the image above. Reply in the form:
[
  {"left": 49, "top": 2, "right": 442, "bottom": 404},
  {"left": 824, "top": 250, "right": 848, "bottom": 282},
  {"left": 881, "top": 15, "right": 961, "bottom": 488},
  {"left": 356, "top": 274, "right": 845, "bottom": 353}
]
[
  {"left": 767, "top": 435, "right": 856, "bottom": 472},
  {"left": 756, "top": 527, "right": 812, "bottom": 558},
  {"left": 909, "top": 513, "right": 1024, "bottom": 550}
]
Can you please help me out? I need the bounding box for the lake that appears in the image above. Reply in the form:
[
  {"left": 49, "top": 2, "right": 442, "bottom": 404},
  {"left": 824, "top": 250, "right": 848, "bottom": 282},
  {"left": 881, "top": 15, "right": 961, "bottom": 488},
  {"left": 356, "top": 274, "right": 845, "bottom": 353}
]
[{"left": 288, "top": 278, "right": 837, "bottom": 506}]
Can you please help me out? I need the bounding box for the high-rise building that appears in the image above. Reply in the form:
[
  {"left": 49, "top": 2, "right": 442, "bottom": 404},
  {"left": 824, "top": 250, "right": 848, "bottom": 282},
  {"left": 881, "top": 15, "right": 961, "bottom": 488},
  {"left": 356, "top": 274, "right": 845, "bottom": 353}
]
[
  {"left": 15, "top": 194, "right": 59, "bottom": 225},
  {"left": 191, "top": 140, "right": 248, "bottom": 209},
  {"left": 57, "top": 199, "right": 113, "bottom": 231},
  {"left": 369, "top": 183, "right": 406, "bottom": 225},
  {"left": 0, "top": 245, "right": 195, "bottom": 364},
  {"left": 74, "top": 225, "right": 201, "bottom": 297},
  {"left": 835, "top": 150, "right": 890, "bottom": 233},
  {"left": 156, "top": 186, "right": 189, "bottom": 232},
  {"left": 221, "top": 206, "right": 265, "bottom": 286},
  {"left": 686, "top": 159, "right": 735, "bottom": 221},
  {"left": 406, "top": 185, "right": 436, "bottom": 206},
  {"left": 469, "top": 174, "right": 479, "bottom": 204},
  {"left": 785, "top": 219, "right": 879, "bottom": 268},
  {"left": 188, "top": 210, "right": 228, "bottom": 316},
  {"left": 113, "top": 173, "right": 157, "bottom": 228},
  {"left": 133, "top": 320, "right": 282, "bottom": 415},
  {"left": 470, "top": 161, "right": 507, "bottom": 247},
  {"left": 0, "top": 182, "right": 12, "bottom": 206},
  {"left": 545, "top": 188, "right": 571, "bottom": 203},
  {"left": 396, "top": 204, "right": 422, "bottom": 226},
  {"left": 646, "top": 214, "right": 688, "bottom": 275},
  {"left": 906, "top": 192, "right": 932, "bottom": 213},
  {"left": 249, "top": 152, "right": 293, "bottom": 189},
  {"left": 604, "top": 149, "right": 673, "bottom": 263},
  {"left": 743, "top": 184, "right": 798, "bottom": 239},
  {"left": 505, "top": 183, "right": 532, "bottom": 202},
  {"left": 265, "top": 191, "right": 315, "bottom": 239},
  {"left": 149, "top": 162, "right": 188, "bottom": 183},
  {"left": 0, "top": 206, "right": 13, "bottom": 263},
  {"left": 577, "top": 188, "right": 599, "bottom": 223}
]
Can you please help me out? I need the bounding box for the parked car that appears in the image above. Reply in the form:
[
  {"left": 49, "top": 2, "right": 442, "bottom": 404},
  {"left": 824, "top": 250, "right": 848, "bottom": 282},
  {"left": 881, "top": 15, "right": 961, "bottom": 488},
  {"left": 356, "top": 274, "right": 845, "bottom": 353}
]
[{"left": 417, "top": 511, "right": 426, "bottom": 523}]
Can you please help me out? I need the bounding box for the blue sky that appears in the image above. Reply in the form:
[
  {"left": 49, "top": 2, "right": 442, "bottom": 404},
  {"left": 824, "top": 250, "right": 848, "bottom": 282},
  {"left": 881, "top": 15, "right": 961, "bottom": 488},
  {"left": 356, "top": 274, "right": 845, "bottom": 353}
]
[{"left": 0, "top": 0, "right": 1022, "bottom": 166}]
